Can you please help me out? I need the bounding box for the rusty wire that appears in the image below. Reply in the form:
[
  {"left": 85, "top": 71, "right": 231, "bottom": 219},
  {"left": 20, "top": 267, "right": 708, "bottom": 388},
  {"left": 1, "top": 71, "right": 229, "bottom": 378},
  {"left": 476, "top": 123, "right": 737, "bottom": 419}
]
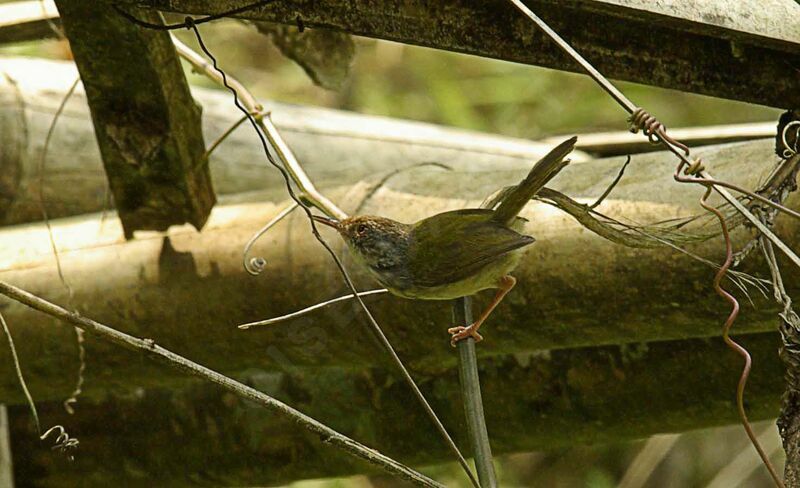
[
  {"left": 628, "top": 107, "right": 690, "bottom": 154},
  {"left": 674, "top": 165, "right": 785, "bottom": 488},
  {"left": 630, "top": 108, "right": 800, "bottom": 222}
]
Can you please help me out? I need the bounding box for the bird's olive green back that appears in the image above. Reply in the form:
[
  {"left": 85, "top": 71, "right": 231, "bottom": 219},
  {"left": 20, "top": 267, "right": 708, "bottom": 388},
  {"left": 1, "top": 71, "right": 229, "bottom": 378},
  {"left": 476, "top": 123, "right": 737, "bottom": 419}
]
[{"left": 407, "top": 209, "right": 534, "bottom": 287}]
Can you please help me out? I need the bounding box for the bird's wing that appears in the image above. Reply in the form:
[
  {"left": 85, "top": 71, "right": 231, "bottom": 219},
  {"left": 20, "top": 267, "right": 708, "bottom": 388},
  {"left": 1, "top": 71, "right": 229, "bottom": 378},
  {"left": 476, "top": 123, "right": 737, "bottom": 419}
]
[{"left": 407, "top": 209, "right": 534, "bottom": 287}]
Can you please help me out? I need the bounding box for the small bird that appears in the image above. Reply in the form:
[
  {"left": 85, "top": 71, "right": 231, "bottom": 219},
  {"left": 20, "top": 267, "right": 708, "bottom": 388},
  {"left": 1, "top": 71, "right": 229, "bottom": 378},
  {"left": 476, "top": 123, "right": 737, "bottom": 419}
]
[{"left": 314, "top": 136, "right": 577, "bottom": 345}]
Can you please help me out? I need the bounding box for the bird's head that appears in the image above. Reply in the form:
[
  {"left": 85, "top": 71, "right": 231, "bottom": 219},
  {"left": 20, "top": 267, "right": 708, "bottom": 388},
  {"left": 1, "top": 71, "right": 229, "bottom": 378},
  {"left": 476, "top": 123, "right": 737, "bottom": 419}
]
[{"left": 313, "top": 215, "right": 410, "bottom": 270}]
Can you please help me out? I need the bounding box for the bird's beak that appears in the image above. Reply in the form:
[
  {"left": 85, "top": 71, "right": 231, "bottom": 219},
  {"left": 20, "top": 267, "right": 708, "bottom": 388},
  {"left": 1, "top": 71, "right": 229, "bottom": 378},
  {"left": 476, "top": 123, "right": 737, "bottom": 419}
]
[{"left": 312, "top": 215, "right": 341, "bottom": 230}]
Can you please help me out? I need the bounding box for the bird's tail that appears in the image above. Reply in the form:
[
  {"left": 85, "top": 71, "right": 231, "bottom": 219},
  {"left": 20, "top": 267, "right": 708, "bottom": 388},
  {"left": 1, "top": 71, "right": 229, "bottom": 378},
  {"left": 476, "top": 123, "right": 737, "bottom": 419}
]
[{"left": 491, "top": 136, "right": 577, "bottom": 225}]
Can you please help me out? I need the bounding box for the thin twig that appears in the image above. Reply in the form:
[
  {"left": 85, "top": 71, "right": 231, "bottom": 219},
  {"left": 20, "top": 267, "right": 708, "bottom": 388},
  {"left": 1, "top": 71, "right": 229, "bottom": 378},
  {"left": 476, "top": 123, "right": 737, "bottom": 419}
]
[
  {"left": 707, "top": 424, "right": 784, "bottom": 488},
  {"left": 354, "top": 162, "right": 452, "bottom": 215},
  {"left": 38, "top": 76, "right": 79, "bottom": 304},
  {"left": 239, "top": 289, "right": 389, "bottom": 329},
  {"left": 0, "top": 311, "right": 40, "bottom": 434},
  {"left": 0, "top": 280, "right": 443, "bottom": 488},
  {"left": 62, "top": 327, "right": 84, "bottom": 415},
  {"left": 38, "top": 0, "right": 62, "bottom": 39},
  {"left": 453, "top": 297, "right": 497, "bottom": 488},
  {"left": 0, "top": 310, "right": 79, "bottom": 460},
  {"left": 203, "top": 113, "right": 248, "bottom": 160},
  {"left": 242, "top": 201, "right": 298, "bottom": 276},
  {"left": 589, "top": 155, "right": 630, "bottom": 209},
  {"left": 37, "top": 75, "right": 85, "bottom": 415},
  {"left": 618, "top": 434, "right": 680, "bottom": 488},
  {"left": 171, "top": 28, "right": 478, "bottom": 486},
  {"left": 39, "top": 425, "right": 79, "bottom": 462}
]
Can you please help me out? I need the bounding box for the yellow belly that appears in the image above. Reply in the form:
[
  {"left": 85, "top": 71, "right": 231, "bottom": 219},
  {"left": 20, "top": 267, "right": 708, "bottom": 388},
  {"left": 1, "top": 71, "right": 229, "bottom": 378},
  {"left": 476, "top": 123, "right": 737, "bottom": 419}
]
[{"left": 386, "top": 248, "right": 524, "bottom": 300}]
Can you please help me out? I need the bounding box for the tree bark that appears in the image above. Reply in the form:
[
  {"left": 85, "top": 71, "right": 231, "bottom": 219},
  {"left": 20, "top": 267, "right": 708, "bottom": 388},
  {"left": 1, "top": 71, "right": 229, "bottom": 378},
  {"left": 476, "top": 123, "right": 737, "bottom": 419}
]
[{"left": 779, "top": 311, "right": 800, "bottom": 486}]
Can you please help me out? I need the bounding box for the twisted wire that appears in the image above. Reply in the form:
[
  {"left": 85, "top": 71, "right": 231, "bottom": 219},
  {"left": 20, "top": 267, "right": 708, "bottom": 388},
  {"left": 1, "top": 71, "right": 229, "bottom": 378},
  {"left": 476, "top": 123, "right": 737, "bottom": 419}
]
[
  {"left": 675, "top": 173, "right": 785, "bottom": 488},
  {"left": 40, "top": 425, "right": 80, "bottom": 462},
  {"left": 629, "top": 107, "right": 690, "bottom": 155}
]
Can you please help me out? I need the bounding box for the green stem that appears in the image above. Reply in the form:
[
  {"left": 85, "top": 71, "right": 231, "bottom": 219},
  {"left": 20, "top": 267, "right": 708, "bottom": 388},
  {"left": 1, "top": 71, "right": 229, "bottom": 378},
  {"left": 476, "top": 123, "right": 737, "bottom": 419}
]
[{"left": 453, "top": 297, "right": 497, "bottom": 488}]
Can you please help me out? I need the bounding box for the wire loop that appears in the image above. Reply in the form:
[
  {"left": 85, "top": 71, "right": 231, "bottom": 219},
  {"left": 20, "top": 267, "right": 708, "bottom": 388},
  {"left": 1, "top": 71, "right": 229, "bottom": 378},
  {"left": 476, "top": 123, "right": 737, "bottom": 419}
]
[
  {"left": 781, "top": 120, "right": 800, "bottom": 159},
  {"left": 242, "top": 202, "right": 298, "bottom": 276},
  {"left": 41, "top": 425, "right": 80, "bottom": 461},
  {"left": 628, "top": 107, "right": 690, "bottom": 155},
  {"left": 683, "top": 158, "right": 705, "bottom": 176}
]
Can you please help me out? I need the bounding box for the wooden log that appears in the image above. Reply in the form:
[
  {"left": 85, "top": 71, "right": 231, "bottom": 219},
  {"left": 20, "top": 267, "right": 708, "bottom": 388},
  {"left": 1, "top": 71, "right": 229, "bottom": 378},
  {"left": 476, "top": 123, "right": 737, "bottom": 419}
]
[
  {"left": 117, "top": 0, "right": 800, "bottom": 108},
  {"left": 53, "top": 0, "right": 215, "bottom": 237},
  {"left": 0, "top": 135, "right": 794, "bottom": 400},
  {"left": 0, "top": 57, "right": 791, "bottom": 487},
  {"left": 5, "top": 332, "right": 784, "bottom": 485},
  {"left": 0, "top": 56, "right": 588, "bottom": 225}
]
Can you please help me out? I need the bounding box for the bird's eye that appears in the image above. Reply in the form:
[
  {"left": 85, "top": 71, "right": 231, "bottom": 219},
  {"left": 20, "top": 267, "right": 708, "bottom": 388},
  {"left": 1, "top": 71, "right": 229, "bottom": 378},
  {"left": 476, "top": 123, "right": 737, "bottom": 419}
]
[{"left": 356, "top": 224, "right": 368, "bottom": 235}]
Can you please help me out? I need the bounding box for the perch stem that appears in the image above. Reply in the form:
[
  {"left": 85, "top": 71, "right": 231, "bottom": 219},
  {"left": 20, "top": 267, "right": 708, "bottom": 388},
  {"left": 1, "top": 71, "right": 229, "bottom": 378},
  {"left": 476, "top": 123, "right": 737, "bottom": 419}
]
[{"left": 454, "top": 297, "right": 497, "bottom": 488}]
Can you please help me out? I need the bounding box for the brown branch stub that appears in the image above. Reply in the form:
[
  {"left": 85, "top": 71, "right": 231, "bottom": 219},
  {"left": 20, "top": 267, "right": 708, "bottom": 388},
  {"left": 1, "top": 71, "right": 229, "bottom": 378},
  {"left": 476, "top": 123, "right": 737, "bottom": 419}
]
[{"left": 53, "top": 1, "right": 215, "bottom": 238}]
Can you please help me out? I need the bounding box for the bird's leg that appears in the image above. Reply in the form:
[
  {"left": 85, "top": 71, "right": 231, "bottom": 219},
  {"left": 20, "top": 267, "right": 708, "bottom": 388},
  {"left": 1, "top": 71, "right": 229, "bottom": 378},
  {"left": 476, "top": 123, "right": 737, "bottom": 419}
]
[{"left": 448, "top": 275, "right": 516, "bottom": 346}]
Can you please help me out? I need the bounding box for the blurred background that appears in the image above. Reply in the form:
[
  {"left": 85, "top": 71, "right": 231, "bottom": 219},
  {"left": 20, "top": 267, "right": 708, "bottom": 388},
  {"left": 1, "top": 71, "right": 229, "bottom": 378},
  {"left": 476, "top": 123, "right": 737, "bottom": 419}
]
[{"left": 0, "top": 11, "right": 786, "bottom": 488}]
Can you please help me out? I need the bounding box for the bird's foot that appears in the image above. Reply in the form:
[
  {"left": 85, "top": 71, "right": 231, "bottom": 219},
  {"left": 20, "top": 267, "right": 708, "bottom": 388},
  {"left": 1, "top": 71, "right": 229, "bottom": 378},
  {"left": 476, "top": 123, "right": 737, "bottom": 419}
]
[{"left": 447, "top": 325, "right": 483, "bottom": 347}]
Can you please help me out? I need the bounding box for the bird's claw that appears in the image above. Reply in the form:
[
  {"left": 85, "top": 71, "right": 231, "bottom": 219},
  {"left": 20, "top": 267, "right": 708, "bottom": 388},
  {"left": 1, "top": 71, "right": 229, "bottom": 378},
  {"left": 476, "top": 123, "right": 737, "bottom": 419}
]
[{"left": 447, "top": 325, "right": 483, "bottom": 347}]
